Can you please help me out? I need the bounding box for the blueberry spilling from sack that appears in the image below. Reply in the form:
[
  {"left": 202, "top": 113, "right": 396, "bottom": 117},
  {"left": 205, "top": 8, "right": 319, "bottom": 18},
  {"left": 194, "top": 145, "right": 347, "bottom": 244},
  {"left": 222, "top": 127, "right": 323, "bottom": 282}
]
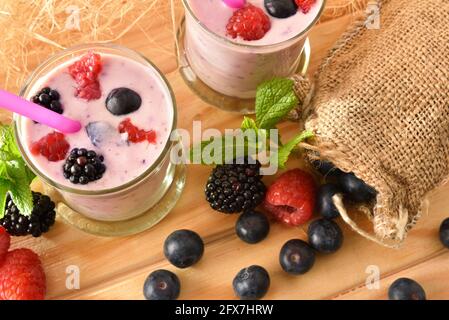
[{"left": 312, "top": 160, "right": 377, "bottom": 219}]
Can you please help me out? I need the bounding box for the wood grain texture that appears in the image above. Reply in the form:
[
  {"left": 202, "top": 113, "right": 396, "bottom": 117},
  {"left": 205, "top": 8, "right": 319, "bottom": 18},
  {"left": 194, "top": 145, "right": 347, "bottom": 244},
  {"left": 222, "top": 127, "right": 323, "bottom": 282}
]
[{"left": 3, "top": 1, "right": 449, "bottom": 300}]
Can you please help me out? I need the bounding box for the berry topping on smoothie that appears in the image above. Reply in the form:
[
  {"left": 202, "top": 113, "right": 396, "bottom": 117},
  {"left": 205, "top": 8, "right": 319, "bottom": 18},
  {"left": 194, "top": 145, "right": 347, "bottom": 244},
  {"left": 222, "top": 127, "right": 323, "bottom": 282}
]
[
  {"left": 68, "top": 51, "right": 102, "bottom": 100},
  {"left": 226, "top": 4, "right": 271, "bottom": 41},
  {"left": 105, "top": 87, "right": 142, "bottom": 116},
  {"left": 295, "top": 0, "right": 317, "bottom": 13},
  {"left": 30, "top": 132, "right": 70, "bottom": 162},
  {"left": 118, "top": 118, "right": 157, "bottom": 144},
  {"left": 63, "top": 148, "right": 106, "bottom": 185},
  {"left": 85, "top": 121, "right": 123, "bottom": 147},
  {"left": 31, "top": 87, "right": 63, "bottom": 114},
  {"left": 264, "top": 0, "right": 298, "bottom": 18}
]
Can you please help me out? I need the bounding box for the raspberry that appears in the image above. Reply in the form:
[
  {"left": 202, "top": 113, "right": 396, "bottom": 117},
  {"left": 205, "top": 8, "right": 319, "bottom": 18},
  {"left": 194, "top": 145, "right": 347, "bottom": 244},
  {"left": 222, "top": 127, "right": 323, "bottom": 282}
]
[
  {"left": 68, "top": 51, "right": 102, "bottom": 100},
  {"left": 0, "top": 227, "right": 11, "bottom": 265},
  {"left": 226, "top": 4, "right": 271, "bottom": 41},
  {"left": 0, "top": 248, "right": 46, "bottom": 300},
  {"left": 30, "top": 132, "right": 70, "bottom": 162},
  {"left": 118, "top": 118, "right": 156, "bottom": 144},
  {"left": 263, "top": 169, "right": 317, "bottom": 226},
  {"left": 295, "top": 0, "right": 317, "bottom": 13}
]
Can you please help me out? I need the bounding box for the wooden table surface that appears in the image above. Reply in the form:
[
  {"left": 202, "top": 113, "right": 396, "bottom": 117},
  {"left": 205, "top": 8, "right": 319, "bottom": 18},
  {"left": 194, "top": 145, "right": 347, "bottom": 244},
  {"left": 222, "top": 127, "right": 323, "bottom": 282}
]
[{"left": 4, "top": 1, "right": 449, "bottom": 300}]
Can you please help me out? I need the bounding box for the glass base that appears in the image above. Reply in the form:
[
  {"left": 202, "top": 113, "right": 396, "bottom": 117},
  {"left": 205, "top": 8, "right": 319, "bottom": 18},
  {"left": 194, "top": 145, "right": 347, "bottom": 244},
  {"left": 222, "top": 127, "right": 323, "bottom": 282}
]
[
  {"left": 41, "top": 163, "right": 186, "bottom": 237},
  {"left": 177, "top": 18, "right": 311, "bottom": 114}
]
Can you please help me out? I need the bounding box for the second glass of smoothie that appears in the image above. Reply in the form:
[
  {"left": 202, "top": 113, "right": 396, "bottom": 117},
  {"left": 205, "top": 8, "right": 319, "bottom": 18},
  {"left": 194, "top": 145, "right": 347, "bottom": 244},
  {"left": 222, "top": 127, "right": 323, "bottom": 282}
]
[
  {"left": 180, "top": 0, "right": 325, "bottom": 113},
  {"left": 14, "top": 44, "right": 185, "bottom": 236}
]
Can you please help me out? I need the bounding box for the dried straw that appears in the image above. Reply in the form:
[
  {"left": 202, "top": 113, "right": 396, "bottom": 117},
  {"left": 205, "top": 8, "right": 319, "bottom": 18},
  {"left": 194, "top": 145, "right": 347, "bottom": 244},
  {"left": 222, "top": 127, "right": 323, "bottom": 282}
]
[{"left": 0, "top": 0, "right": 367, "bottom": 93}]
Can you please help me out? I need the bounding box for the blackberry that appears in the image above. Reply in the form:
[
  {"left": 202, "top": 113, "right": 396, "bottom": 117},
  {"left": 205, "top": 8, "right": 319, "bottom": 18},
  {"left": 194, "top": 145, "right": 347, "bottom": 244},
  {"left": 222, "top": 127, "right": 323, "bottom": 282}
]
[
  {"left": 205, "top": 159, "right": 266, "bottom": 214},
  {"left": 0, "top": 192, "right": 56, "bottom": 237},
  {"left": 63, "top": 148, "right": 106, "bottom": 185},
  {"left": 31, "top": 87, "right": 63, "bottom": 114}
]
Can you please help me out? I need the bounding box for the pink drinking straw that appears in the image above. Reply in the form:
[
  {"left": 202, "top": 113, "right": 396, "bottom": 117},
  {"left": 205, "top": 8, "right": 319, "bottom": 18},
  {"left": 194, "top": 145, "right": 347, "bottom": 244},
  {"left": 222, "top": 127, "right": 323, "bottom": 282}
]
[
  {"left": 0, "top": 89, "right": 82, "bottom": 134},
  {"left": 222, "top": 0, "right": 246, "bottom": 9}
]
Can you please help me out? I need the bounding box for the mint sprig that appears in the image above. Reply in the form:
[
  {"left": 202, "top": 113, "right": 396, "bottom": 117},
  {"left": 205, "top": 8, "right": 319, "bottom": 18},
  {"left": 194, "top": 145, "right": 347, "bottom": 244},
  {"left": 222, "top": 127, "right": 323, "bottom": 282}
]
[
  {"left": 0, "top": 125, "right": 35, "bottom": 218},
  {"left": 190, "top": 77, "right": 312, "bottom": 167},
  {"left": 256, "top": 78, "right": 299, "bottom": 129}
]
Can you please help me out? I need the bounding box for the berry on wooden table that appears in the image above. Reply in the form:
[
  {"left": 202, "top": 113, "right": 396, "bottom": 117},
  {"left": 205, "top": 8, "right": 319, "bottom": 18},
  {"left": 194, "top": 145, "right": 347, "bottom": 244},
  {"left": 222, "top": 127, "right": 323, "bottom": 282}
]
[
  {"left": 263, "top": 169, "right": 316, "bottom": 226},
  {"left": 233, "top": 265, "right": 270, "bottom": 300},
  {"left": 307, "top": 218, "right": 343, "bottom": 254},
  {"left": 0, "top": 192, "right": 56, "bottom": 237},
  {"left": 439, "top": 217, "right": 449, "bottom": 248},
  {"left": 0, "top": 248, "right": 46, "bottom": 300},
  {"left": 388, "top": 278, "right": 426, "bottom": 300},
  {"left": 316, "top": 183, "right": 342, "bottom": 219},
  {"left": 205, "top": 158, "right": 266, "bottom": 214},
  {"left": 279, "top": 239, "right": 315, "bottom": 275},
  {"left": 164, "top": 230, "right": 204, "bottom": 269},
  {"left": 143, "top": 269, "right": 181, "bottom": 300},
  {"left": 0, "top": 226, "right": 11, "bottom": 264},
  {"left": 235, "top": 210, "right": 270, "bottom": 244}
]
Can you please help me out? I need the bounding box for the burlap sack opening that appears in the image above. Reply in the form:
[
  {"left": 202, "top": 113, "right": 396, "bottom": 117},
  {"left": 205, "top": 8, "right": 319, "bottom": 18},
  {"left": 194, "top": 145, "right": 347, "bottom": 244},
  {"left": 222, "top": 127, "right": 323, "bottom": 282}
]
[{"left": 294, "top": 0, "right": 449, "bottom": 247}]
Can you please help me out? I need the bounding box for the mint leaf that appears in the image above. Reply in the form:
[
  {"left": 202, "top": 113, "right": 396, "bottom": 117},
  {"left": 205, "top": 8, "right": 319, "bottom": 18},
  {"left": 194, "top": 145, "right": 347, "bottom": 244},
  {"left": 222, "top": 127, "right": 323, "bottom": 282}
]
[
  {"left": 0, "top": 183, "right": 8, "bottom": 219},
  {"left": 276, "top": 130, "right": 314, "bottom": 169},
  {"left": 241, "top": 117, "right": 258, "bottom": 131},
  {"left": 255, "top": 78, "right": 299, "bottom": 129},
  {"left": 0, "top": 125, "right": 35, "bottom": 216},
  {"left": 5, "top": 160, "right": 34, "bottom": 216}
]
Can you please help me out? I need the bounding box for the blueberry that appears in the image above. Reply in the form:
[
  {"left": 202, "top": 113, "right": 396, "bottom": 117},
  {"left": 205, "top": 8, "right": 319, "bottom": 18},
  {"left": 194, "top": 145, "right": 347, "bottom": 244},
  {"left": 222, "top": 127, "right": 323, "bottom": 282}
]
[
  {"left": 337, "top": 172, "right": 377, "bottom": 203},
  {"left": 308, "top": 218, "right": 343, "bottom": 254},
  {"left": 233, "top": 265, "right": 270, "bottom": 300},
  {"left": 388, "top": 278, "right": 426, "bottom": 300},
  {"left": 279, "top": 239, "right": 315, "bottom": 275},
  {"left": 439, "top": 217, "right": 449, "bottom": 248},
  {"left": 164, "top": 230, "right": 204, "bottom": 268},
  {"left": 316, "top": 184, "right": 342, "bottom": 219},
  {"left": 311, "top": 160, "right": 343, "bottom": 177},
  {"left": 49, "top": 89, "right": 60, "bottom": 100},
  {"left": 38, "top": 93, "right": 51, "bottom": 106},
  {"left": 235, "top": 210, "right": 270, "bottom": 244},
  {"left": 264, "top": 0, "right": 298, "bottom": 18},
  {"left": 85, "top": 121, "right": 122, "bottom": 147},
  {"left": 143, "top": 269, "right": 180, "bottom": 300},
  {"left": 105, "top": 87, "right": 142, "bottom": 116}
]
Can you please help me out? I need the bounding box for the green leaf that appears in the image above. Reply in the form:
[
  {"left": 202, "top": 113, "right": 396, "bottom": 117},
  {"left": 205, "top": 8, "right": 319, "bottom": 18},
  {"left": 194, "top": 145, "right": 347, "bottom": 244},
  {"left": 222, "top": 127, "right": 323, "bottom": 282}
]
[
  {"left": 276, "top": 130, "right": 314, "bottom": 169},
  {"left": 241, "top": 117, "right": 258, "bottom": 131},
  {"left": 0, "top": 125, "right": 21, "bottom": 160},
  {"left": 255, "top": 78, "right": 299, "bottom": 129},
  {"left": 0, "top": 125, "right": 35, "bottom": 216},
  {"left": 0, "top": 183, "right": 9, "bottom": 219},
  {"left": 189, "top": 128, "right": 266, "bottom": 165},
  {"left": 4, "top": 160, "right": 34, "bottom": 216}
]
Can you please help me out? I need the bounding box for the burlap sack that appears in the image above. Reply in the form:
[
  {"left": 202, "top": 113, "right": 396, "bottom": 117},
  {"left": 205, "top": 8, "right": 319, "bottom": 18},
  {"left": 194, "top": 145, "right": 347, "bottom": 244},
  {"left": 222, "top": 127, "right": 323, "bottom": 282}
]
[{"left": 295, "top": 0, "right": 449, "bottom": 247}]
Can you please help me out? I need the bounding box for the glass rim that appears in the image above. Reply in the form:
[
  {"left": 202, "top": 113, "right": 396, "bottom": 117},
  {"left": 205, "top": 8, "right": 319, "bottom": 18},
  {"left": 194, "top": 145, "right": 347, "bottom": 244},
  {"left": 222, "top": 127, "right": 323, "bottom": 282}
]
[
  {"left": 181, "top": 0, "right": 326, "bottom": 49},
  {"left": 14, "top": 43, "right": 177, "bottom": 196}
]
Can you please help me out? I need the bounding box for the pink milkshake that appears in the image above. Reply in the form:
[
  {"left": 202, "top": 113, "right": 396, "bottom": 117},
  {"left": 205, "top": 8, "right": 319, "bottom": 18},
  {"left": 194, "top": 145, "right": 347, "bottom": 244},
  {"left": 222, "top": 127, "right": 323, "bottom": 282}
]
[
  {"left": 14, "top": 44, "right": 182, "bottom": 224},
  {"left": 182, "top": 0, "right": 324, "bottom": 102}
]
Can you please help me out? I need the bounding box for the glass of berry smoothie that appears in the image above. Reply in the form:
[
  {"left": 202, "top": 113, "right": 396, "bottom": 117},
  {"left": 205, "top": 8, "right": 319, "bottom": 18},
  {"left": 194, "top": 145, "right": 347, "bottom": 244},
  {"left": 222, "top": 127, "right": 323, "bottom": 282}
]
[
  {"left": 178, "top": 0, "right": 325, "bottom": 113},
  {"left": 14, "top": 44, "right": 185, "bottom": 236}
]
